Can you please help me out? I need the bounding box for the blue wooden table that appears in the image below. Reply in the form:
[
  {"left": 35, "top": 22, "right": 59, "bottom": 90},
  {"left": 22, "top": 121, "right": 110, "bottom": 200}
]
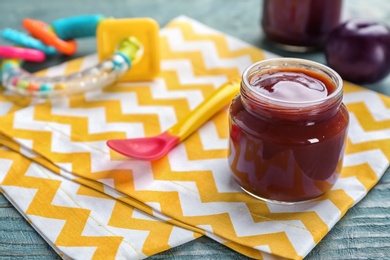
[{"left": 1, "top": 0, "right": 389, "bottom": 259}]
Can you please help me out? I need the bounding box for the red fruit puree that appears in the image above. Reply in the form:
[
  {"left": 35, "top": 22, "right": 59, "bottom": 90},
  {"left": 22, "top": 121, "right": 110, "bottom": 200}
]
[{"left": 228, "top": 64, "right": 349, "bottom": 203}]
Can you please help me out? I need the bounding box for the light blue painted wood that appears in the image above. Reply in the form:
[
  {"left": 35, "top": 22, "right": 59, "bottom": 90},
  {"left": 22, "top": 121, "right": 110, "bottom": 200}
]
[{"left": 0, "top": 0, "right": 389, "bottom": 259}]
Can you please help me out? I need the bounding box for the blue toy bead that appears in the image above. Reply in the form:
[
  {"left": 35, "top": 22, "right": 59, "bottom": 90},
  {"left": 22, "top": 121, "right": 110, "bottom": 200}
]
[
  {"left": 39, "top": 84, "right": 51, "bottom": 91},
  {"left": 2, "top": 61, "right": 19, "bottom": 71}
]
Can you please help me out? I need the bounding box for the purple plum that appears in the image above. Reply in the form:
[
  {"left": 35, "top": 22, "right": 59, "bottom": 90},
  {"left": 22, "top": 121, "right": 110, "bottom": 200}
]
[{"left": 325, "top": 19, "right": 390, "bottom": 84}]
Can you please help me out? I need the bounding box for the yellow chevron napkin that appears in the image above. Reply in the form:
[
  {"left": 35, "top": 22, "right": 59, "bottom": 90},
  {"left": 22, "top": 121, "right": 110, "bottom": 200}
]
[{"left": 1, "top": 16, "right": 390, "bottom": 260}]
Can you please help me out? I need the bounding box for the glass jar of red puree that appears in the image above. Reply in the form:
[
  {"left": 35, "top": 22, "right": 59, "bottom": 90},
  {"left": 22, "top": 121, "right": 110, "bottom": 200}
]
[
  {"left": 261, "top": 0, "right": 343, "bottom": 52},
  {"left": 228, "top": 58, "right": 349, "bottom": 203}
]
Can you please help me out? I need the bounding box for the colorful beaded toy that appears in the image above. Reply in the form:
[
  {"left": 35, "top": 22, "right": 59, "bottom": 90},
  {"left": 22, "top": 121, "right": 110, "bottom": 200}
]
[{"left": 0, "top": 15, "right": 160, "bottom": 98}]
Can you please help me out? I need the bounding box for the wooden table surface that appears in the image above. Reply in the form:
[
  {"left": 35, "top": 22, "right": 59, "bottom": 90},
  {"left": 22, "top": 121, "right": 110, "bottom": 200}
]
[{"left": 1, "top": 0, "right": 390, "bottom": 259}]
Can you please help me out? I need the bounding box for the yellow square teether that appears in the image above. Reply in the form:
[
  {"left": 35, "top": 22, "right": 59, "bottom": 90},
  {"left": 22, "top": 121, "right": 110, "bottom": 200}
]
[{"left": 97, "top": 18, "right": 160, "bottom": 82}]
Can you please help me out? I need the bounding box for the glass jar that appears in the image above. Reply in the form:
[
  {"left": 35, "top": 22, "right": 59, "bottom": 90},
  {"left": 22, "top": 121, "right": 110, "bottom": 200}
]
[
  {"left": 261, "top": 0, "right": 343, "bottom": 52},
  {"left": 228, "top": 58, "right": 349, "bottom": 203}
]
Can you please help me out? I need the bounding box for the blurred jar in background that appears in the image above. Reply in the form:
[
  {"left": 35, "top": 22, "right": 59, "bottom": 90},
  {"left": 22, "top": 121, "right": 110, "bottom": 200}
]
[{"left": 261, "top": 0, "right": 343, "bottom": 52}]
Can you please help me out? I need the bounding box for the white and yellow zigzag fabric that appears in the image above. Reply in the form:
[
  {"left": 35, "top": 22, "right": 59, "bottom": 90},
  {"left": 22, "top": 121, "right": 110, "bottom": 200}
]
[{"left": 1, "top": 16, "right": 390, "bottom": 260}]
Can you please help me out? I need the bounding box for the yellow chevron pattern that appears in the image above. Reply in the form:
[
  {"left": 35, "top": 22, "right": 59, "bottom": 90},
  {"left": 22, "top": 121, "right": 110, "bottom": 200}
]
[
  {"left": 0, "top": 148, "right": 198, "bottom": 259},
  {"left": 1, "top": 16, "right": 390, "bottom": 259}
]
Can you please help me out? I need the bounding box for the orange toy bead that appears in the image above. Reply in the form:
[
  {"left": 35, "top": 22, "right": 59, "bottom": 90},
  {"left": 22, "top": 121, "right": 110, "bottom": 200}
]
[
  {"left": 22, "top": 18, "right": 77, "bottom": 55},
  {"left": 27, "top": 83, "right": 39, "bottom": 91}
]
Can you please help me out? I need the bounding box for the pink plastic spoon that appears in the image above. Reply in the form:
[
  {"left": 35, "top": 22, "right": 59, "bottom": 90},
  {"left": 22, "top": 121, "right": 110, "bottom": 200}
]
[{"left": 106, "top": 78, "right": 241, "bottom": 160}]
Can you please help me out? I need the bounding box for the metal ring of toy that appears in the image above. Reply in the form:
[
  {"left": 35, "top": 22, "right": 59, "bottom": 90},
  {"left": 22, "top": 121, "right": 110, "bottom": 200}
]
[{"left": 22, "top": 18, "right": 77, "bottom": 56}]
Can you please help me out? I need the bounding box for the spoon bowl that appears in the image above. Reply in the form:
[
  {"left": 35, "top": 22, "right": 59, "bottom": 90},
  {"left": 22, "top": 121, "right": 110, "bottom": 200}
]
[
  {"left": 107, "top": 78, "right": 241, "bottom": 160},
  {"left": 107, "top": 132, "right": 179, "bottom": 160}
]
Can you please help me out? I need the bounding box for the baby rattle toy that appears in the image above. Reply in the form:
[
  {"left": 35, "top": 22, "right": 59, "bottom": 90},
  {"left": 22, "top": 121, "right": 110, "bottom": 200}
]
[{"left": 0, "top": 15, "right": 160, "bottom": 98}]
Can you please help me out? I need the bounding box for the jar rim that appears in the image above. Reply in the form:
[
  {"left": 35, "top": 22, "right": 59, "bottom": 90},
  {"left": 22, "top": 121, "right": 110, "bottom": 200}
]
[{"left": 241, "top": 58, "right": 343, "bottom": 108}]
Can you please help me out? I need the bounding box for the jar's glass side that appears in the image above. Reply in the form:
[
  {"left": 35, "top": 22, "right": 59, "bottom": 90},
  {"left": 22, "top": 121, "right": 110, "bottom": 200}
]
[
  {"left": 228, "top": 95, "right": 349, "bottom": 202},
  {"left": 228, "top": 58, "right": 349, "bottom": 203}
]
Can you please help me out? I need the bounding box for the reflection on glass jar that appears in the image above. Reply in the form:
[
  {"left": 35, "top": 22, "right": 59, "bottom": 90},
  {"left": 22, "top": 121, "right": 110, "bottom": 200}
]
[
  {"left": 261, "top": 0, "right": 343, "bottom": 52},
  {"left": 228, "top": 58, "right": 349, "bottom": 203}
]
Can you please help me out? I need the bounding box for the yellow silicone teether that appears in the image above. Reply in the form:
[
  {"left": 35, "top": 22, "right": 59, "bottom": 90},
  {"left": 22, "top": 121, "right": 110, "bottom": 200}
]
[{"left": 97, "top": 18, "right": 161, "bottom": 82}]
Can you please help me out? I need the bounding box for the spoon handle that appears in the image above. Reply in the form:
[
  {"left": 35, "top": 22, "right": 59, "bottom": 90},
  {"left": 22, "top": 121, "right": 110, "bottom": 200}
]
[{"left": 167, "top": 78, "right": 241, "bottom": 141}]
